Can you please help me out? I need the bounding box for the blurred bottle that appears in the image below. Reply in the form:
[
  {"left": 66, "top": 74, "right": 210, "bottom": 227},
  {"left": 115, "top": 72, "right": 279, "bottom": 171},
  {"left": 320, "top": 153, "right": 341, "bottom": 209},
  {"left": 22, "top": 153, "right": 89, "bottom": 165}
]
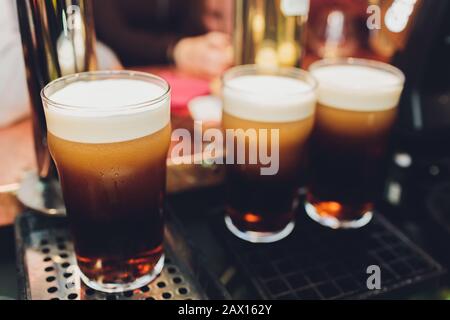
[
  {"left": 234, "top": 0, "right": 310, "bottom": 68},
  {"left": 307, "top": 0, "right": 361, "bottom": 58}
]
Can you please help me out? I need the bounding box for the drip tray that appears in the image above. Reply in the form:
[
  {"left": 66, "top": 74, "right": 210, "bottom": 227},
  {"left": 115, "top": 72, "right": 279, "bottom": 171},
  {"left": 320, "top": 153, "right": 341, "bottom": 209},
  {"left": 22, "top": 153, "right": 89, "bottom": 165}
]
[
  {"left": 15, "top": 211, "right": 229, "bottom": 300},
  {"left": 212, "top": 209, "right": 446, "bottom": 300}
]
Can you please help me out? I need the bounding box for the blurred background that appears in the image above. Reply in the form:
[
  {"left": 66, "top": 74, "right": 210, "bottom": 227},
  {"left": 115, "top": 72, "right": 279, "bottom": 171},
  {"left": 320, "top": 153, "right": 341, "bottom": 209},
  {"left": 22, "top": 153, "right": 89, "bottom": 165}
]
[{"left": 1, "top": 0, "right": 449, "bottom": 300}]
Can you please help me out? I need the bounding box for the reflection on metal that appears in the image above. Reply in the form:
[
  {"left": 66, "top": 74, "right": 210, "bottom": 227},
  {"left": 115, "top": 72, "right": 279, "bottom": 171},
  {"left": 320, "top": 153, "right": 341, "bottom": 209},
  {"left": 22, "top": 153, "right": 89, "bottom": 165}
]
[
  {"left": 16, "top": 0, "right": 97, "bottom": 215},
  {"left": 234, "top": 0, "right": 309, "bottom": 67},
  {"left": 17, "top": 172, "right": 66, "bottom": 216}
]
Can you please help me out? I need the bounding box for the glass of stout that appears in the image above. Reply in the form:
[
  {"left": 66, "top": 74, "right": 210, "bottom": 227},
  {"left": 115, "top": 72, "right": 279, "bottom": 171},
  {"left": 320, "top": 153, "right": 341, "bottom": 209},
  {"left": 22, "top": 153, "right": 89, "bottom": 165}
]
[
  {"left": 305, "top": 58, "right": 405, "bottom": 229},
  {"left": 41, "top": 71, "right": 171, "bottom": 293},
  {"left": 222, "top": 65, "right": 317, "bottom": 243}
]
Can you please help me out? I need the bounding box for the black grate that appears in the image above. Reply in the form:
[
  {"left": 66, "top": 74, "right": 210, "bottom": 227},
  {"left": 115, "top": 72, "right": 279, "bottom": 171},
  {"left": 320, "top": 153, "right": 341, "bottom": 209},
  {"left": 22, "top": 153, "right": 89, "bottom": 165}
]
[{"left": 214, "top": 210, "right": 445, "bottom": 300}]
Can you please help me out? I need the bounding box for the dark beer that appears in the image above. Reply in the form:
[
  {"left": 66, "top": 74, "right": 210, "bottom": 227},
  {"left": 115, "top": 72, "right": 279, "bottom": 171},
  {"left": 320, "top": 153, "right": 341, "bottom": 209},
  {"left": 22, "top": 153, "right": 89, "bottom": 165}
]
[
  {"left": 222, "top": 66, "right": 317, "bottom": 243},
  {"left": 42, "top": 72, "right": 171, "bottom": 292},
  {"left": 224, "top": 113, "right": 314, "bottom": 236},
  {"left": 306, "top": 59, "right": 405, "bottom": 229}
]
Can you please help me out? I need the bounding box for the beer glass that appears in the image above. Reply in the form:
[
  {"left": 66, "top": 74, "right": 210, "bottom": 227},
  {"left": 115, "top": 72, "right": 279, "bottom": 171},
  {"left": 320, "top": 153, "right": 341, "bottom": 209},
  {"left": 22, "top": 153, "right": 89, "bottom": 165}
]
[
  {"left": 41, "top": 71, "right": 171, "bottom": 292},
  {"left": 306, "top": 58, "right": 405, "bottom": 229},
  {"left": 17, "top": 0, "right": 97, "bottom": 215},
  {"left": 234, "top": 0, "right": 310, "bottom": 67},
  {"left": 222, "top": 65, "right": 317, "bottom": 243}
]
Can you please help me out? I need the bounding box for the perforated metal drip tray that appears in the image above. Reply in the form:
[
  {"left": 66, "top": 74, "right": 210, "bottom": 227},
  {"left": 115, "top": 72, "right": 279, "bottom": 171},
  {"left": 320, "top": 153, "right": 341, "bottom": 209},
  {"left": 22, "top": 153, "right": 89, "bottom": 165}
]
[
  {"left": 212, "top": 210, "right": 446, "bottom": 300},
  {"left": 15, "top": 211, "right": 229, "bottom": 300}
]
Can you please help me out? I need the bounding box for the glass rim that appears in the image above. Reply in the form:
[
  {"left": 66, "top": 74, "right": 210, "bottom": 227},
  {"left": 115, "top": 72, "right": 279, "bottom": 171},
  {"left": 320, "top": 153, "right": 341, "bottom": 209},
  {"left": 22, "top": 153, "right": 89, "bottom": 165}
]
[
  {"left": 222, "top": 64, "right": 318, "bottom": 96},
  {"left": 41, "top": 70, "right": 171, "bottom": 113},
  {"left": 309, "top": 57, "right": 405, "bottom": 90}
]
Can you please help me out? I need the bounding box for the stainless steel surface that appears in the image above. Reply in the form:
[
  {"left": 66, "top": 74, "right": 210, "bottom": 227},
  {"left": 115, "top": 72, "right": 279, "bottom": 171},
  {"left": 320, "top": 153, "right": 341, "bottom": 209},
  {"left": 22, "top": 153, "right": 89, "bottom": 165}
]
[
  {"left": 24, "top": 230, "right": 202, "bottom": 300},
  {"left": 16, "top": 212, "right": 229, "bottom": 300},
  {"left": 23, "top": 229, "right": 201, "bottom": 300},
  {"left": 17, "top": 172, "right": 66, "bottom": 216}
]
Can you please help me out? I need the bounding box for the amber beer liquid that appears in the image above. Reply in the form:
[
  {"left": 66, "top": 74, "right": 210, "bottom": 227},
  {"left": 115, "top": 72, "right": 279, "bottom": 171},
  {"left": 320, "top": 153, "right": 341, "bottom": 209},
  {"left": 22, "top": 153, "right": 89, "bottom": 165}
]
[
  {"left": 306, "top": 59, "right": 405, "bottom": 229},
  {"left": 41, "top": 71, "right": 171, "bottom": 292},
  {"left": 222, "top": 65, "right": 317, "bottom": 243}
]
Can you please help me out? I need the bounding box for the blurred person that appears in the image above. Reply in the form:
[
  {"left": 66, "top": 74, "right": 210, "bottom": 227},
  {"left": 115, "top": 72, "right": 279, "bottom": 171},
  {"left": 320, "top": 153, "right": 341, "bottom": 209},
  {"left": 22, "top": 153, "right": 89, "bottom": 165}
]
[
  {"left": 0, "top": 0, "right": 121, "bottom": 128},
  {"left": 93, "top": 0, "right": 233, "bottom": 79},
  {"left": 203, "top": 0, "right": 234, "bottom": 34}
]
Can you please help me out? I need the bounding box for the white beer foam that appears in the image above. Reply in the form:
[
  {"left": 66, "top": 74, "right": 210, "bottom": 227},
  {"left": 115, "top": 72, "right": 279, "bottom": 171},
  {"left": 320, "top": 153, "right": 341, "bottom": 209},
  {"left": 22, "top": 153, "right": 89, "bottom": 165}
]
[
  {"left": 223, "top": 75, "right": 316, "bottom": 123},
  {"left": 311, "top": 64, "right": 404, "bottom": 111},
  {"left": 44, "top": 79, "right": 170, "bottom": 144}
]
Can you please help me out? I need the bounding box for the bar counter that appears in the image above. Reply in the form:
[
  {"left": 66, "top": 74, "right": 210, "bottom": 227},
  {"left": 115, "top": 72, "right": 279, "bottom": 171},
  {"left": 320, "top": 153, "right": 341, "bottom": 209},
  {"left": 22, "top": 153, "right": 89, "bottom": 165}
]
[{"left": 4, "top": 54, "right": 447, "bottom": 301}]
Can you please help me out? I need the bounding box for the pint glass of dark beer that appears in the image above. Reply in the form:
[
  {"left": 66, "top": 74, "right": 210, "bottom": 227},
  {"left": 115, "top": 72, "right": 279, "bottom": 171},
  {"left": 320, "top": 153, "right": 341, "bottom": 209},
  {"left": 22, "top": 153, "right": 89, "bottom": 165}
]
[
  {"left": 306, "top": 58, "right": 405, "bottom": 229},
  {"left": 222, "top": 65, "right": 317, "bottom": 243},
  {"left": 41, "top": 71, "right": 171, "bottom": 292}
]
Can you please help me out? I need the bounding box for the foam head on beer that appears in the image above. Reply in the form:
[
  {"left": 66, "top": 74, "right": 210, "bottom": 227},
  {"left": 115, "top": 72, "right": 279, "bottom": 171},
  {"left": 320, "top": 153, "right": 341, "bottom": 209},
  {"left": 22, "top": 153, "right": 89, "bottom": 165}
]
[
  {"left": 310, "top": 63, "right": 404, "bottom": 111},
  {"left": 223, "top": 74, "right": 316, "bottom": 123},
  {"left": 222, "top": 72, "right": 317, "bottom": 176},
  {"left": 44, "top": 78, "right": 170, "bottom": 144}
]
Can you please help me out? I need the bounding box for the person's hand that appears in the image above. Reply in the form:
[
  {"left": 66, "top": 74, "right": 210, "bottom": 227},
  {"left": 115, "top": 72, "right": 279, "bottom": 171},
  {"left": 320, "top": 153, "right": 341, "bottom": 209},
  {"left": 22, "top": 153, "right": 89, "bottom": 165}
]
[{"left": 173, "top": 32, "right": 233, "bottom": 79}]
